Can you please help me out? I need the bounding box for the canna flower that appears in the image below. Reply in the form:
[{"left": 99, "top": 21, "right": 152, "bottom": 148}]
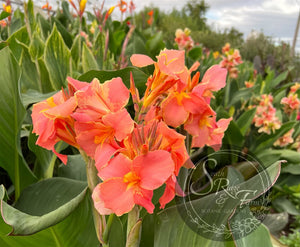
[
  {"left": 174, "top": 28, "right": 194, "bottom": 51},
  {"left": 0, "top": 20, "right": 7, "bottom": 28},
  {"left": 3, "top": 2, "right": 12, "bottom": 22},
  {"left": 213, "top": 51, "right": 220, "bottom": 59},
  {"left": 147, "top": 10, "right": 154, "bottom": 25},
  {"left": 94, "top": 120, "right": 192, "bottom": 211},
  {"left": 79, "top": 0, "right": 87, "bottom": 16},
  {"left": 3, "top": 3, "right": 12, "bottom": 14},
  {"left": 252, "top": 94, "right": 282, "bottom": 134},
  {"left": 73, "top": 77, "right": 134, "bottom": 164},
  {"left": 281, "top": 83, "right": 300, "bottom": 115},
  {"left": 245, "top": 81, "right": 254, "bottom": 88},
  {"left": 117, "top": 0, "right": 127, "bottom": 13},
  {"left": 129, "top": 0, "right": 135, "bottom": 14},
  {"left": 42, "top": 2, "right": 52, "bottom": 11},
  {"left": 68, "top": 0, "right": 87, "bottom": 18},
  {"left": 274, "top": 129, "right": 294, "bottom": 147},
  {"left": 219, "top": 43, "right": 243, "bottom": 79},
  {"left": 92, "top": 151, "right": 174, "bottom": 216},
  {"left": 31, "top": 88, "right": 80, "bottom": 164}
]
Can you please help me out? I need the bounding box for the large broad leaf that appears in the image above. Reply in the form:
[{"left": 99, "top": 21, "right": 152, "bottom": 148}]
[
  {"left": 7, "top": 26, "right": 30, "bottom": 61},
  {"left": 0, "top": 181, "right": 99, "bottom": 246},
  {"left": 236, "top": 108, "right": 257, "bottom": 136},
  {"left": 0, "top": 11, "right": 10, "bottom": 20},
  {"left": 154, "top": 161, "right": 281, "bottom": 246},
  {"left": 19, "top": 46, "right": 40, "bottom": 92},
  {"left": 24, "top": 0, "right": 36, "bottom": 37},
  {"left": 78, "top": 67, "right": 148, "bottom": 93},
  {"left": 44, "top": 24, "right": 70, "bottom": 90},
  {"left": 0, "top": 48, "right": 37, "bottom": 199},
  {"left": 29, "top": 32, "right": 45, "bottom": 60},
  {"left": 82, "top": 42, "right": 98, "bottom": 73}
]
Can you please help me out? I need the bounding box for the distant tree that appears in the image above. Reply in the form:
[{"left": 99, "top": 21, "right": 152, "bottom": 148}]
[{"left": 184, "top": 0, "right": 209, "bottom": 30}]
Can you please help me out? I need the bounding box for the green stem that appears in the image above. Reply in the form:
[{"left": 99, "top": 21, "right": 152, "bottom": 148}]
[
  {"left": 102, "top": 214, "right": 115, "bottom": 245},
  {"left": 80, "top": 151, "right": 106, "bottom": 245},
  {"left": 44, "top": 142, "right": 63, "bottom": 179},
  {"left": 224, "top": 79, "right": 231, "bottom": 108},
  {"left": 125, "top": 206, "right": 141, "bottom": 247}
]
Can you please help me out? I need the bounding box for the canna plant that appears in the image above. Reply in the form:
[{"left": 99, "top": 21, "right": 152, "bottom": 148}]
[{"left": 0, "top": 1, "right": 290, "bottom": 247}]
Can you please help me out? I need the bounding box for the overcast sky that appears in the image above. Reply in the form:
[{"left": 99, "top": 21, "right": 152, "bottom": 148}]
[{"left": 18, "top": 0, "right": 300, "bottom": 51}]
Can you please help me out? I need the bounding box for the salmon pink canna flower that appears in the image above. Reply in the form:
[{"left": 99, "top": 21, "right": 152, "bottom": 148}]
[
  {"left": 93, "top": 151, "right": 174, "bottom": 216},
  {"left": 72, "top": 77, "right": 130, "bottom": 122},
  {"left": 31, "top": 91, "right": 77, "bottom": 164}
]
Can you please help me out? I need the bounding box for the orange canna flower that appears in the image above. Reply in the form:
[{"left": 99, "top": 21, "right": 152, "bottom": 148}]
[
  {"left": 147, "top": 10, "right": 154, "bottom": 25},
  {"left": 42, "top": 2, "right": 52, "bottom": 10},
  {"left": 117, "top": 0, "right": 127, "bottom": 13}
]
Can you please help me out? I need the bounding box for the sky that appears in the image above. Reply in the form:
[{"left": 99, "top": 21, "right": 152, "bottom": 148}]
[{"left": 7, "top": 0, "right": 300, "bottom": 52}]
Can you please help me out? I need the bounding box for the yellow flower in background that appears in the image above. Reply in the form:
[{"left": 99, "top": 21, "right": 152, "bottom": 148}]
[{"left": 3, "top": 4, "right": 12, "bottom": 14}]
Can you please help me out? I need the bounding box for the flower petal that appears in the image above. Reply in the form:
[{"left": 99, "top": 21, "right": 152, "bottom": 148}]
[
  {"left": 133, "top": 150, "right": 174, "bottom": 190},
  {"left": 98, "top": 153, "right": 131, "bottom": 180},
  {"left": 102, "top": 109, "right": 134, "bottom": 141},
  {"left": 161, "top": 95, "right": 189, "bottom": 127},
  {"left": 130, "top": 54, "right": 155, "bottom": 67},
  {"left": 96, "top": 178, "right": 135, "bottom": 216}
]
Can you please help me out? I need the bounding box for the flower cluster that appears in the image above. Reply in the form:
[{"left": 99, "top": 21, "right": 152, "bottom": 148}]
[
  {"left": 274, "top": 129, "right": 294, "bottom": 147},
  {"left": 281, "top": 83, "right": 300, "bottom": 115},
  {"left": 174, "top": 28, "right": 194, "bottom": 51},
  {"left": 32, "top": 49, "right": 231, "bottom": 216},
  {"left": 252, "top": 94, "right": 281, "bottom": 134},
  {"left": 219, "top": 43, "right": 243, "bottom": 79}
]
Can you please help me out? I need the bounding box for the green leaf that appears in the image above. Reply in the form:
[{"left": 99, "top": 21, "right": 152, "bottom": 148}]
[
  {"left": 51, "top": 17, "right": 73, "bottom": 48},
  {"left": 272, "top": 196, "right": 300, "bottom": 215},
  {"left": 93, "top": 32, "right": 105, "bottom": 69},
  {"left": 19, "top": 46, "right": 40, "bottom": 92},
  {"left": 154, "top": 161, "right": 281, "bottom": 246},
  {"left": 57, "top": 155, "right": 87, "bottom": 181},
  {"left": 223, "top": 121, "right": 244, "bottom": 148},
  {"left": 78, "top": 67, "right": 148, "bottom": 93},
  {"left": 282, "top": 164, "right": 300, "bottom": 175},
  {"left": 71, "top": 35, "right": 80, "bottom": 66},
  {"left": 146, "top": 31, "right": 165, "bottom": 57},
  {"left": 228, "top": 88, "right": 252, "bottom": 106},
  {"left": 1, "top": 178, "right": 87, "bottom": 235},
  {"left": 0, "top": 11, "right": 10, "bottom": 20},
  {"left": 24, "top": 0, "right": 36, "bottom": 36},
  {"left": 269, "top": 70, "right": 288, "bottom": 90},
  {"left": 250, "top": 121, "right": 296, "bottom": 153},
  {"left": 44, "top": 24, "right": 70, "bottom": 90},
  {"left": 27, "top": 129, "right": 53, "bottom": 179},
  {"left": 7, "top": 26, "right": 30, "bottom": 61},
  {"left": 0, "top": 48, "right": 37, "bottom": 199},
  {"left": 37, "top": 13, "right": 52, "bottom": 40},
  {"left": 0, "top": 41, "right": 8, "bottom": 51},
  {"left": 236, "top": 108, "right": 257, "bottom": 136},
  {"left": 234, "top": 223, "right": 272, "bottom": 247},
  {"left": 187, "top": 46, "right": 202, "bottom": 61},
  {"left": 82, "top": 42, "right": 98, "bottom": 73},
  {"left": 0, "top": 184, "right": 99, "bottom": 246},
  {"left": 29, "top": 32, "right": 45, "bottom": 60}
]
